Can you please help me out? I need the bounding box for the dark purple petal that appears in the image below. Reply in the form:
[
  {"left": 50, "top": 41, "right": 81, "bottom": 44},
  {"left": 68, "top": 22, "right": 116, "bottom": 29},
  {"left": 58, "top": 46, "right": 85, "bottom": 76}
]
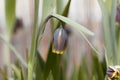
[
  {"left": 106, "top": 67, "right": 115, "bottom": 78},
  {"left": 116, "top": 6, "right": 120, "bottom": 23},
  {"left": 52, "top": 26, "right": 68, "bottom": 54}
]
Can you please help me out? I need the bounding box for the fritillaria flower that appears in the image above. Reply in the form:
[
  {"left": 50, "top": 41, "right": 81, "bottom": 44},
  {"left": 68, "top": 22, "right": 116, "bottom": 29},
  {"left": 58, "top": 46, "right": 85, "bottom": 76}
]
[
  {"left": 106, "top": 66, "right": 120, "bottom": 79},
  {"left": 52, "top": 26, "right": 68, "bottom": 54}
]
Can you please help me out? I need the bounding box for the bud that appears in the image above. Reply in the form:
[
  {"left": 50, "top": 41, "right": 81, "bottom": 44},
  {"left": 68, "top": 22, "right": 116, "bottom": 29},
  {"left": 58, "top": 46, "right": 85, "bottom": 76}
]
[
  {"left": 52, "top": 26, "right": 68, "bottom": 54},
  {"left": 106, "top": 66, "right": 120, "bottom": 79}
]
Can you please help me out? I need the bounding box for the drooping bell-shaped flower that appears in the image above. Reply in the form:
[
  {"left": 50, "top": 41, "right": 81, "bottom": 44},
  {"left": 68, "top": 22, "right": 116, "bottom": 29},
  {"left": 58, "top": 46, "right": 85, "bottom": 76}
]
[
  {"left": 106, "top": 66, "right": 120, "bottom": 79},
  {"left": 52, "top": 26, "right": 68, "bottom": 54}
]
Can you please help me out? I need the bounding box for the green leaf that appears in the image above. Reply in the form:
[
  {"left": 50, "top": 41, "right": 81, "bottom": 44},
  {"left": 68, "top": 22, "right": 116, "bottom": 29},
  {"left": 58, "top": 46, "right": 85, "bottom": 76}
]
[
  {"left": 34, "top": 50, "right": 45, "bottom": 80},
  {"left": 28, "top": 0, "right": 39, "bottom": 80},
  {"left": 51, "top": 14, "right": 94, "bottom": 36},
  {"left": 92, "top": 51, "right": 106, "bottom": 80},
  {"left": 98, "top": 0, "right": 112, "bottom": 14},
  {"left": 5, "top": 0, "right": 16, "bottom": 36},
  {"left": 42, "top": 0, "right": 56, "bottom": 23},
  {"left": 98, "top": 0, "right": 118, "bottom": 64},
  {"left": 4, "top": 0, "right": 16, "bottom": 66},
  {"left": 47, "top": 71, "right": 54, "bottom": 80},
  {"left": 109, "top": 0, "right": 117, "bottom": 64},
  {"left": 29, "top": 0, "right": 39, "bottom": 63},
  {"left": 56, "top": 0, "right": 65, "bottom": 14},
  {"left": 117, "top": 26, "right": 120, "bottom": 64},
  {"left": 44, "top": 44, "right": 61, "bottom": 80}
]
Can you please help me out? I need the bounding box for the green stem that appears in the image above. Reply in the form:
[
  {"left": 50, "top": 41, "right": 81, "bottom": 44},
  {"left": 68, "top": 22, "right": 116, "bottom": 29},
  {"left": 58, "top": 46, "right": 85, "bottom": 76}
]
[
  {"left": 28, "top": 0, "right": 39, "bottom": 80},
  {"left": 110, "top": 0, "right": 117, "bottom": 64},
  {"left": 98, "top": 0, "right": 117, "bottom": 65}
]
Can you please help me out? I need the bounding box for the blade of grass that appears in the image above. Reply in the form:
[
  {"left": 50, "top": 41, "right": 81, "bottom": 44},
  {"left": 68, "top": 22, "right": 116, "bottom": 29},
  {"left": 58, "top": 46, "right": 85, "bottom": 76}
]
[
  {"left": 44, "top": 44, "right": 61, "bottom": 80},
  {"left": 29, "top": 0, "right": 39, "bottom": 63},
  {"left": 47, "top": 71, "right": 54, "bottom": 80},
  {"left": 28, "top": 0, "right": 39, "bottom": 80},
  {"left": 56, "top": 0, "right": 64, "bottom": 14},
  {"left": 33, "top": 50, "right": 45, "bottom": 80},
  {"left": 109, "top": 0, "right": 118, "bottom": 64},
  {"left": 5, "top": 0, "right": 16, "bottom": 65},
  {"left": 5, "top": 0, "right": 16, "bottom": 36},
  {"left": 92, "top": 50, "right": 106, "bottom": 80},
  {"left": 51, "top": 14, "right": 94, "bottom": 36},
  {"left": 41, "top": 0, "right": 56, "bottom": 23},
  {"left": 117, "top": 27, "right": 120, "bottom": 64},
  {"left": 98, "top": 0, "right": 118, "bottom": 64}
]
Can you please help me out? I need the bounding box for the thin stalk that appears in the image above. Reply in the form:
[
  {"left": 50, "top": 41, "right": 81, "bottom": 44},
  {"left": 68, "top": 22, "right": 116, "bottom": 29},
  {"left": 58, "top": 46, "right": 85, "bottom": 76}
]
[
  {"left": 110, "top": 0, "right": 117, "bottom": 64},
  {"left": 98, "top": 0, "right": 117, "bottom": 65},
  {"left": 28, "top": 0, "right": 39, "bottom": 80},
  {"left": 102, "top": 13, "right": 113, "bottom": 65},
  {"left": 56, "top": 0, "right": 64, "bottom": 14}
]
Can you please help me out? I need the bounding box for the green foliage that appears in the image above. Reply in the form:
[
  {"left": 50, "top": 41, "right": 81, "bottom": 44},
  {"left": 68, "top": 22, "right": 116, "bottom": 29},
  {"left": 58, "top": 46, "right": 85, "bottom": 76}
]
[
  {"left": 42, "top": 0, "right": 56, "bottom": 23},
  {"left": 28, "top": 0, "right": 39, "bottom": 80},
  {"left": 5, "top": 0, "right": 16, "bottom": 36},
  {"left": 51, "top": 14, "right": 94, "bottom": 36},
  {"left": 34, "top": 50, "right": 45, "bottom": 80},
  {"left": 44, "top": 45, "right": 62, "bottom": 80},
  {"left": 98, "top": 0, "right": 118, "bottom": 65}
]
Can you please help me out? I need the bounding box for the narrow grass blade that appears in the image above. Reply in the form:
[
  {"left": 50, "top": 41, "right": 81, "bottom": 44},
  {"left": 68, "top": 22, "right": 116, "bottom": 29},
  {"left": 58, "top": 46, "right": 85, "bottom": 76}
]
[
  {"left": 28, "top": 0, "right": 39, "bottom": 80},
  {"left": 5, "top": 0, "right": 16, "bottom": 36},
  {"left": 51, "top": 14, "right": 94, "bottom": 36},
  {"left": 41, "top": 0, "right": 56, "bottom": 23},
  {"left": 109, "top": 0, "right": 118, "bottom": 64},
  {"left": 33, "top": 50, "right": 45, "bottom": 80},
  {"left": 47, "top": 71, "right": 54, "bottom": 80},
  {"left": 5, "top": 0, "right": 16, "bottom": 66},
  {"left": 44, "top": 44, "right": 61, "bottom": 80},
  {"left": 98, "top": 0, "right": 118, "bottom": 64}
]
